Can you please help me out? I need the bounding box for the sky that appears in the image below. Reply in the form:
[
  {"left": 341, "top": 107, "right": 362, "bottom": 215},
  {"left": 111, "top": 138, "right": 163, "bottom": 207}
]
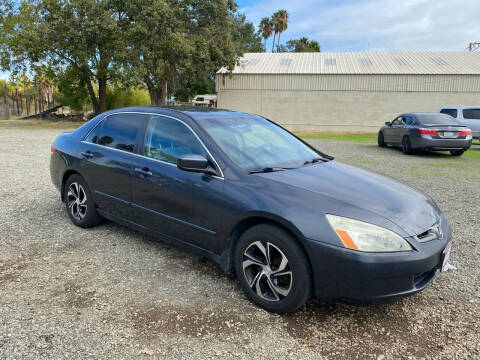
[
  {"left": 238, "top": 0, "right": 480, "bottom": 52},
  {"left": 1, "top": 0, "right": 479, "bottom": 79}
]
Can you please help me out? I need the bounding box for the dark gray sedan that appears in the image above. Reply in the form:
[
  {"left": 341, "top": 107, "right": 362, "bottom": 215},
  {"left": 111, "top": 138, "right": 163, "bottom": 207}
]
[{"left": 378, "top": 113, "right": 472, "bottom": 156}]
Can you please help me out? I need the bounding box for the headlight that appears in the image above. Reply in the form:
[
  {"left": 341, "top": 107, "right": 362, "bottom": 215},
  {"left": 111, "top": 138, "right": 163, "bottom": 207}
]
[{"left": 326, "top": 214, "right": 412, "bottom": 252}]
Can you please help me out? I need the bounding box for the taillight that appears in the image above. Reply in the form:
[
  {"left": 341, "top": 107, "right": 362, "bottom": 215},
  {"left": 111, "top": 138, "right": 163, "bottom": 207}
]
[
  {"left": 417, "top": 128, "right": 439, "bottom": 135},
  {"left": 50, "top": 145, "right": 56, "bottom": 153},
  {"left": 458, "top": 129, "right": 472, "bottom": 136}
]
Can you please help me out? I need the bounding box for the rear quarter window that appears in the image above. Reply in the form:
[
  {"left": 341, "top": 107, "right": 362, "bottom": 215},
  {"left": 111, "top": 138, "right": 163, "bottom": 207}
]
[
  {"left": 97, "top": 113, "right": 144, "bottom": 152},
  {"left": 463, "top": 109, "right": 480, "bottom": 120},
  {"left": 440, "top": 109, "right": 458, "bottom": 118}
]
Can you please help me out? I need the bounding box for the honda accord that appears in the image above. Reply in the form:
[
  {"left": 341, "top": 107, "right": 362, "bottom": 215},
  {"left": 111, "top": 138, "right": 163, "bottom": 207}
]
[{"left": 50, "top": 107, "right": 452, "bottom": 313}]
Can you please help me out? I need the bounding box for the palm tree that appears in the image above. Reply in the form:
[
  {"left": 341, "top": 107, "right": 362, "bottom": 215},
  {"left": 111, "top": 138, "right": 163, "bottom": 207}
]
[
  {"left": 258, "top": 17, "right": 273, "bottom": 51},
  {"left": 273, "top": 9, "right": 289, "bottom": 50}
]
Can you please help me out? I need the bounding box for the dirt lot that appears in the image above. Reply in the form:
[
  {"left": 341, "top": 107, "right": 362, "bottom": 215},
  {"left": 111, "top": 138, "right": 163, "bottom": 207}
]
[{"left": 0, "top": 123, "right": 479, "bottom": 359}]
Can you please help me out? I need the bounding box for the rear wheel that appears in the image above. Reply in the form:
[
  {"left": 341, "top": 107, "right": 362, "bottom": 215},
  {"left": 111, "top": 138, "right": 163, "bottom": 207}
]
[
  {"left": 234, "top": 224, "right": 312, "bottom": 313},
  {"left": 450, "top": 150, "right": 464, "bottom": 156},
  {"left": 64, "top": 174, "right": 102, "bottom": 228},
  {"left": 402, "top": 136, "right": 412, "bottom": 155},
  {"left": 378, "top": 132, "right": 387, "bottom": 147}
]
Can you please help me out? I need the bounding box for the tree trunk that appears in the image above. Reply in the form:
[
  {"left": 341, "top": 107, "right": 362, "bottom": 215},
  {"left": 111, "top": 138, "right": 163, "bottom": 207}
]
[
  {"left": 277, "top": 32, "right": 281, "bottom": 48},
  {"left": 272, "top": 33, "right": 276, "bottom": 52},
  {"left": 148, "top": 79, "right": 168, "bottom": 106},
  {"left": 80, "top": 65, "right": 100, "bottom": 114},
  {"left": 97, "top": 77, "right": 107, "bottom": 114},
  {"left": 3, "top": 84, "right": 9, "bottom": 119}
]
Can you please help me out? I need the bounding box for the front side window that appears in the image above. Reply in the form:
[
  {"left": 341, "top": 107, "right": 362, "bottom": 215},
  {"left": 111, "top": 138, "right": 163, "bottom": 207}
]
[
  {"left": 440, "top": 109, "right": 458, "bottom": 118},
  {"left": 143, "top": 115, "right": 206, "bottom": 164},
  {"left": 199, "top": 115, "right": 319, "bottom": 171},
  {"left": 463, "top": 108, "right": 480, "bottom": 120},
  {"left": 97, "top": 114, "right": 142, "bottom": 152},
  {"left": 392, "top": 117, "right": 404, "bottom": 125}
]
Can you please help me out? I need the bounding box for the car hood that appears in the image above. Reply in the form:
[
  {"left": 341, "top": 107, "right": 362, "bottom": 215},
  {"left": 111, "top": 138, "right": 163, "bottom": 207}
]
[{"left": 257, "top": 161, "right": 439, "bottom": 237}]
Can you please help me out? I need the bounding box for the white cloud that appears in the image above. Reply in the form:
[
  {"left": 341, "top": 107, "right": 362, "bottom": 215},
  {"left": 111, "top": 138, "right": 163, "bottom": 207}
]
[{"left": 242, "top": 0, "right": 480, "bottom": 51}]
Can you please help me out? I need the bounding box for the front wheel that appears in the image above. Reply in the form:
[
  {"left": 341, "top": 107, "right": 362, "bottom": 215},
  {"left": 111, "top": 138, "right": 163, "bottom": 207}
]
[
  {"left": 64, "top": 174, "right": 102, "bottom": 228},
  {"left": 402, "top": 136, "right": 412, "bottom": 155},
  {"left": 378, "top": 132, "right": 387, "bottom": 147},
  {"left": 450, "top": 150, "right": 464, "bottom": 156},
  {"left": 234, "top": 224, "right": 312, "bottom": 313}
]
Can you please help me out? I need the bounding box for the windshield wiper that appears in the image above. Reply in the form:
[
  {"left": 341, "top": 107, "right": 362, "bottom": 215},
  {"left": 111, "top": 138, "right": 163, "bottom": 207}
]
[
  {"left": 249, "top": 167, "right": 293, "bottom": 174},
  {"left": 303, "top": 157, "right": 328, "bottom": 166}
]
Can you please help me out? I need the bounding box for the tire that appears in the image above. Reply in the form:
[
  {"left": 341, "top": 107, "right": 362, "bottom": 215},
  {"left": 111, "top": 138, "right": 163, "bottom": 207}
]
[
  {"left": 234, "top": 224, "right": 312, "bottom": 313},
  {"left": 450, "top": 150, "right": 464, "bottom": 156},
  {"left": 402, "top": 136, "right": 412, "bottom": 155},
  {"left": 378, "top": 132, "right": 387, "bottom": 147},
  {"left": 64, "top": 174, "right": 102, "bottom": 228}
]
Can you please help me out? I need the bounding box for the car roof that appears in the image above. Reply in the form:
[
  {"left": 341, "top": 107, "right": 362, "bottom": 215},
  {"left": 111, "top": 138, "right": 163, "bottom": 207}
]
[
  {"left": 439, "top": 105, "right": 480, "bottom": 109},
  {"left": 103, "top": 106, "right": 263, "bottom": 122}
]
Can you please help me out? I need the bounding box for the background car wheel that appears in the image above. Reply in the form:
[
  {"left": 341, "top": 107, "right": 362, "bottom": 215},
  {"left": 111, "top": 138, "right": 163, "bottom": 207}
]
[
  {"left": 64, "top": 174, "right": 102, "bottom": 228},
  {"left": 234, "top": 224, "right": 312, "bottom": 313},
  {"left": 378, "top": 132, "right": 387, "bottom": 147},
  {"left": 402, "top": 136, "right": 412, "bottom": 155},
  {"left": 450, "top": 150, "right": 464, "bottom": 156}
]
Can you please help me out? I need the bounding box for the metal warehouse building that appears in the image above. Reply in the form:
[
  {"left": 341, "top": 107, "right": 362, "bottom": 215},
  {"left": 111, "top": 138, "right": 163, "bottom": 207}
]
[{"left": 216, "top": 52, "right": 480, "bottom": 132}]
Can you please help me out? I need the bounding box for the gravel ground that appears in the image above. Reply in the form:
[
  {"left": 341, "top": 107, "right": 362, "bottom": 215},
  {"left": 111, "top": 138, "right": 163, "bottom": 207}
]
[{"left": 0, "top": 126, "right": 479, "bottom": 359}]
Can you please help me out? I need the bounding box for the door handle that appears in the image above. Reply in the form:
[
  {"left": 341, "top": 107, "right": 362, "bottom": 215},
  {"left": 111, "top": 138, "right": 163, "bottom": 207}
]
[
  {"left": 80, "top": 150, "right": 93, "bottom": 159},
  {"left": 134, "top": 167, "right": 153, "bottom": 177}
]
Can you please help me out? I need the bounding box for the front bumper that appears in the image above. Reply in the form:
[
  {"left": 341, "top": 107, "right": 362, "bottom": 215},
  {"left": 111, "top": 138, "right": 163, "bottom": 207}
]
[
  {"left": 304, "top": 223, "right": 451, "bottom": 303},
  {"left": 412, "top": 137, "right": 471, "bottom": 151}
]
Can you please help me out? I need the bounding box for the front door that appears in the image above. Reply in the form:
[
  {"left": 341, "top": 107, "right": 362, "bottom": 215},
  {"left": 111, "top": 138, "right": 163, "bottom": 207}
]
[
  {"left": 387, "top": 116, "right": 406, "bottom": 144},
  {"left": 131, "top": 115, "right": 225, "bottom": 254}
]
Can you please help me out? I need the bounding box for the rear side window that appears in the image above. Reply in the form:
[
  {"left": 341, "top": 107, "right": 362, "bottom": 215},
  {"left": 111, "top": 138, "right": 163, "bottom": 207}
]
[
  {"left": 440, "top": 109, "right": 458, "bottom": 118},
  {"left": 463, "top": 109, "right": 480, "bottom": 120},
  {"left": 97, "top": 113, "right": 142, "bottom": 152},
  {"left": 84, "top": 121, "right": 103, "bottom": 143},
  {"left": 143, "top": 115, "right": 206, "bottom": 164},
  {"left": 405, "top": 116, "right": 416, "bottom": 125}
]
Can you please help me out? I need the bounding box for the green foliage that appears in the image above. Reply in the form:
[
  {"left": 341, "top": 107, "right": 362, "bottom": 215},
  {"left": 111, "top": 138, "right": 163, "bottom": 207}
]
[
  {"left": 106, "top": 87, "right": 150, "bottom": 109},
  {"left": 174, "top": 76, "right": 216, "bottom": 102},
  {"left": 258, "top": 17, "right": 273, "bottom": 50},
  {"left": 231, "top": 13, "right": 264, "bottom": 53},
  {"left": 272, "top": 9, "right": 289, "bottom": 50},
  {"left": 55, "top": 66, "right": 89, "bottom": 111},
  {"left": 286, "top": 37, "right": 321, "bottom": 52}
]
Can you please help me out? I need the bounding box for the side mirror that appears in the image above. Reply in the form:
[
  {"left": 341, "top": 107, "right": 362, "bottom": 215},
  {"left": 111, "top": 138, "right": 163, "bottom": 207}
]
[
  {"left": 385, "top": 121, "right": 391, "bottom": 126},
  {"left": 177, "top": 154, "right": 208, "bottom": 173}
]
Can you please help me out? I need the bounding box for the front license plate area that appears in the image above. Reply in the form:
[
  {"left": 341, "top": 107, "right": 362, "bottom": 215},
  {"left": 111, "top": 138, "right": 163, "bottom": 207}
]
[{"left": 441, "top": 242, "right": 452, "bottom": 270}]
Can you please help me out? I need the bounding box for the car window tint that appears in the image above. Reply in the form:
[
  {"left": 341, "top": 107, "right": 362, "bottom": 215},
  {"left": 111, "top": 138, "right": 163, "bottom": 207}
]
[
  {"left": 84, "top": 121, "right": 103, "bottom": 143},
  {"left": 416, "top": 113, "right": 458, "bottom": 125},
  {"left": 463, "top": 108, "right": 480, "bottom": 120},
  {"left": 97, "top": 113, "right": 140, "bottom": 152},
  {"left": 392, "top": 117, "right": 403, "bottom": 125},
  {"left": 144, "top": 115, "right": 206, "bottom": 164},
  {"left": 405, "top": 116, "right": 415, "bottom": 125},
  {"left": 440, "top": 109, "right": 457, "bottom": 118}
]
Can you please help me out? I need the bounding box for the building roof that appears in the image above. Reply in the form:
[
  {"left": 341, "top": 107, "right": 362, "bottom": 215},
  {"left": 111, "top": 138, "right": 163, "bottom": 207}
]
[{"left": 217, "top": 52, "right": 480, "bottom": 75}]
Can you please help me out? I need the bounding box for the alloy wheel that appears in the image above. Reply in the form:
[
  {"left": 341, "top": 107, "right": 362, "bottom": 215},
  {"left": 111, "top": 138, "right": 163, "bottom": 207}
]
[
  {"left": 242, "top": 241, "right": 293, "bottom": 302},
  {"left": 67, "top": 182, "right": 88, "bottom": 220}
]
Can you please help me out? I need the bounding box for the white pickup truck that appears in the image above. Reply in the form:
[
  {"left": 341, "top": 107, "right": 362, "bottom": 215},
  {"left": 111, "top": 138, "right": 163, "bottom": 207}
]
[{"left": 192, "top": 94, "right": 217, "bottom": 107}]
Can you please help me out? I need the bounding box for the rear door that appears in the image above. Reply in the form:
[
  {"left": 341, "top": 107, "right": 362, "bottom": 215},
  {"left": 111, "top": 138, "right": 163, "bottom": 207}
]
[
  {"left": 131, "top": 114, "right": 225, "bottom": 254},
  {"left": 78, "top": 113, "right": 147, "bottom": 220},
  {"left": 461, "top": 108, "right": 480, "bottom": 136}
]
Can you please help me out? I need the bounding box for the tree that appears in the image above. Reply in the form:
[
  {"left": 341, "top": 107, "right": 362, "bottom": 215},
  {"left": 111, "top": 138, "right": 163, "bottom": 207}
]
[
  {"left": 232, "top": 13, "right": 264, "bottom": 53},
  {"left": 56, "top": 66, "right": 90, "bottom": 112},
  {"left": 0, "top": 0, "right": 129, "bottom": 114},
  {"left": 123, "top": 0, "right": 239, "bottom": 106},
  {"left": 272, "top": 9, "right": 289, "bottom": 51},
  {"left": 258, "top": 17, "right": 273, "bottom": 51},
  {"left": 286, "top": 37, "right": 321, "bottom": 52}
]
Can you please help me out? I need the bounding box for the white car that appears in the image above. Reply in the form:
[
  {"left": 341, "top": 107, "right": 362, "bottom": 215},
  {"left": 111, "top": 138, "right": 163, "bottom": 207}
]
[
  {"left": 192, "top": 94, "right": 217, "bottom": 107},
  {"left": 439, "top": 106, "right": 480, "bottom": 140}
]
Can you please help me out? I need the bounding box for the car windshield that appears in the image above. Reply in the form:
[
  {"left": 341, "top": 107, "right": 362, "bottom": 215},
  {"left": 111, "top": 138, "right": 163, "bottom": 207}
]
[
  {"left": 416, "top": 113, "right": 459, "bottom": 125},
  {"left": 200, "top": 115, "right": 321, "bottom": 171}
]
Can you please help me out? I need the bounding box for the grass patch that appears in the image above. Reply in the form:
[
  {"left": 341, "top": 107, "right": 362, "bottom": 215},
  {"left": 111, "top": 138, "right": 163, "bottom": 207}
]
[
  {"left": 297, "top": 132, "right": 376, "bottom": 143},
  {"left": 0, "top": 119, "right": 84, "bottom": 130}
]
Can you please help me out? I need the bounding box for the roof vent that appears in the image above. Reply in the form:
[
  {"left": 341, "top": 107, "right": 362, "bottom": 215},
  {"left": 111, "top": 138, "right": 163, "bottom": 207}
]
[
  {"left": 279, "top": 58, "right": 292, "bottom": 66},
  {"left": 325, "top": 58, "right": 336, "bottom": 66},
  {"left": 247, "top": 58, "right": 260, "bottom": 66},
  {"left": 359, "top": 58, "right": 372, "bottom": 65},
  {"left": 431, "top": 57, "right": 447, "bottom": 65},
  {"left": 394, "top": 57, "right": 408, "bottom": 66}
]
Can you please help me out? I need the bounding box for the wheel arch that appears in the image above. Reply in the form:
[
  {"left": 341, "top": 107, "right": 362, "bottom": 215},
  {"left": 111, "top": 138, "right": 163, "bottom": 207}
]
[
  {"left": 60, "top": 169, "right": 81, "bottom": 202},
  {"left": 223, "top": 213, "right": 313, "bottom": 276}
]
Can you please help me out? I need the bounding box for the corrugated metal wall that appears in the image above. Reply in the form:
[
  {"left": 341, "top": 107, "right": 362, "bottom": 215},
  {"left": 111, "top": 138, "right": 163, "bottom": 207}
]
[{"left": 216, "top": 74, "right": 480, "bottom": 93}]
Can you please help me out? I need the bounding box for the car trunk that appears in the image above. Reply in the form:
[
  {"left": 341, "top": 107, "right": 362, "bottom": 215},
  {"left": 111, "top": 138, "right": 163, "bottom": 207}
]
[{"left": 422, "top": 125, "right": 470, "bottom": 139}]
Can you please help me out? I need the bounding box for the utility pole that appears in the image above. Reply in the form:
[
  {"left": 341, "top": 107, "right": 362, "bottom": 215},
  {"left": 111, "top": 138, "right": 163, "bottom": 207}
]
[{"left": 467, "top": 42, "right": 480, "bottom": 51}]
